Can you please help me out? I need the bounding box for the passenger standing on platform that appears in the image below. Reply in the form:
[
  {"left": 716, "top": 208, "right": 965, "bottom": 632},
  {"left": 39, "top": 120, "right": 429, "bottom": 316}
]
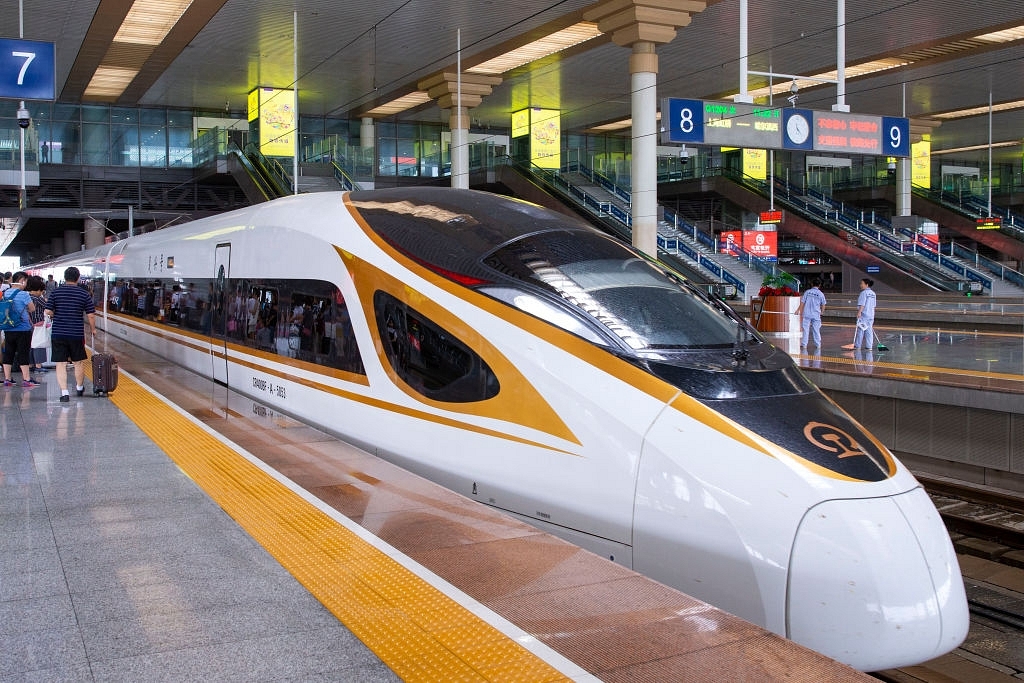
[
  {"left": 45, "top": 266, "right": 97, "bottom": 402},
  {"left": 2, "top": 272, "right": 38, "bottom": 387},
  {"left": 853, "top": 278, "right": 877, "bottom": 350},
  {"left": 25, "top": 275, "right": 48, "bottom": 374},
  {"left": 795, "top": 278, "right": 826, "bottom": 349},
  {"left": 45, "top": 274, "right": 57, "bottom": 297}
]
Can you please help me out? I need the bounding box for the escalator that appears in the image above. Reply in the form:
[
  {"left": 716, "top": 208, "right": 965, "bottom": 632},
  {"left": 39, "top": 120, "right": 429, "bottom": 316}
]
[
  {"left": 909, "top": 186, "right": 1024, "bottom": 267},
  {"left": 225, "top": 143, "right": 294, "bottom": 204},
  {"left": 661, "top": 172, "right": 939, "bottom": 294}
]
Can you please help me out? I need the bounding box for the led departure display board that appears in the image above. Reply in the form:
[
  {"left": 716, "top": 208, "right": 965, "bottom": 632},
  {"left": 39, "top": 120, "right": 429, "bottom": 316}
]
[{"left": 661, "top": 98, "right": 909, "bottom": 157}]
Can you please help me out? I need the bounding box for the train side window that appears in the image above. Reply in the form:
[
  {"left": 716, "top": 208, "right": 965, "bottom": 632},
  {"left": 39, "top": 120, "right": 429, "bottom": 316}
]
[
  {"left": 373, "top": 291, "right": 498, "bottom": 403},
  {"left": 259, "top": 279, "right": 365, "bottom": 375}
]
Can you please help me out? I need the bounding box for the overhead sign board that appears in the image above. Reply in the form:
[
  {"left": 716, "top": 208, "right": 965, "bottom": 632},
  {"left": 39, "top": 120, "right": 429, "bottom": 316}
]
[
  {"left": 704, "top": 101, "right": 782, "bottom": 148},
  {"left": 661, "top": 97, "right": 909, "bottom": 157},
  {"left": 0, "top": 38, "right": 55, "bottom": 100},
  {"left": 759, "top": 210, "right": 783, "bottom": 224},
  {"left": 976, "top": 217, "right": 1002, "bottom": 230}
]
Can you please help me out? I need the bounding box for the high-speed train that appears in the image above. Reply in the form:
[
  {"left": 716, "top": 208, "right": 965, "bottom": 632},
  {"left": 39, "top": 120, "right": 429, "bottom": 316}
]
[{"left": 32, "top": 188, "right": 968, "bottom": 670}]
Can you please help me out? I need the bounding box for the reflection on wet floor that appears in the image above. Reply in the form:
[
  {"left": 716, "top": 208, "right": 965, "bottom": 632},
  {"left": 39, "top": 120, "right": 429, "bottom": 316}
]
[{"left": 778, "top": 322, "right": 1024, "bottom": 393}]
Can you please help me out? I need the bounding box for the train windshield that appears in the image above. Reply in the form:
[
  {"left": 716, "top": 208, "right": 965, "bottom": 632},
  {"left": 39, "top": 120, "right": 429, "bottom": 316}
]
[{"left": 483, "top": 231, "right": 740, "bottom": 354}]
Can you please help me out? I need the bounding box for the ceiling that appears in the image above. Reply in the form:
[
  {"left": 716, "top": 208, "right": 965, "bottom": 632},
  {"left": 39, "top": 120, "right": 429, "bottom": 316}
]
[{"left": 16, "top": 0, "right": 1024, "bottom": 165}]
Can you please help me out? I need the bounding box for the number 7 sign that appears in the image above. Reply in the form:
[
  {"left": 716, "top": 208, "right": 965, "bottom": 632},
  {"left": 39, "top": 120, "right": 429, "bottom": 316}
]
[{"left": 0, "top": 38, "right": 55, "bottom": 100}]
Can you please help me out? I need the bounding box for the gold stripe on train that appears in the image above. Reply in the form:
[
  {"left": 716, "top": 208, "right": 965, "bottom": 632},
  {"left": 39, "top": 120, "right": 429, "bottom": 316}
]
[{"left": 105, "top": 311, "right": 581, "bottom": 458}]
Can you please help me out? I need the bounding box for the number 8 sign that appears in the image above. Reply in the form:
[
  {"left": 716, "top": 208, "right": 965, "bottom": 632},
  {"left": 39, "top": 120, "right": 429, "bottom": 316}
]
[
  {"left": 661, "top": 98, "right": 705, "bottom": 144},
  {"left": 0, "top": 38, "right": 56, "bottom": 100}
]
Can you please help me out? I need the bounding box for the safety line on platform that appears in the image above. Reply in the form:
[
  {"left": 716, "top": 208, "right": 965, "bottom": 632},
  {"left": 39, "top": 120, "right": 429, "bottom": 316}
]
[{"left": 101, "top": 368, "right": 581, "bottom": 683}]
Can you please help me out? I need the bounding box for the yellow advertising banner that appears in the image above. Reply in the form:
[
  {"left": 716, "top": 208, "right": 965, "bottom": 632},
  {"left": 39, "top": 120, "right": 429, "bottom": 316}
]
[
  {"left": 247, "top": 89, "right": 259, "bottom": 122},
  {"left": 743, "top": 148, "right": 767, "bottom": 180},
  {"left": 911, "top": 139, "right": 930, "bottom": 188},
  {"left": 511, "top": 109, "right": 530, "bottom": 138},
  {"left": 530, "top": 109, "right": 560, "bottom": 169},
  {"left": 254, "top": 87, "right": 295, "bottom": 158}
]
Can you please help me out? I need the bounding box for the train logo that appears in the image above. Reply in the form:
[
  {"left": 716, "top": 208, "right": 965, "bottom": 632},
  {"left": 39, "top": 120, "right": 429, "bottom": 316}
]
[{"left": 803, "top": 421, "right": 868, "bottom": 459}]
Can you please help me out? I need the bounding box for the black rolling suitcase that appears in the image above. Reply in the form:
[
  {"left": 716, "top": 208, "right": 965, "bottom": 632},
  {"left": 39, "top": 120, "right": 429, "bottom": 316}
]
[{"left": 91, "top": 353, "right": 118, "bottom": 396}]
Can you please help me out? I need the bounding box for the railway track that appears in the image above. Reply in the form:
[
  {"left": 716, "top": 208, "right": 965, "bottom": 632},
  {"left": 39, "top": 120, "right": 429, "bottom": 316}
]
[{"left": 919, "top": 475, "right": 1024, "bottom": 560}]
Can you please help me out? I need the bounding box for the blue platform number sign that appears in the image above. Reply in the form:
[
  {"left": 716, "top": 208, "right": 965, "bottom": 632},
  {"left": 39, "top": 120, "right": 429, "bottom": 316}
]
[
  {"left": 661, "top": 98, "right": 704, "bottom": 144},
  {"left": 881, "top": 116, "right": 910, "bottom": 158},
  {"left": 0, "top": 38, "right": 56, "bottom": 100}
]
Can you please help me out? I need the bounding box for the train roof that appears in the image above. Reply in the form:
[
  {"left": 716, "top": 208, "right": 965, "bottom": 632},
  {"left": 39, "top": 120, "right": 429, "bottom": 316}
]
[{"left": 348, "top": 187, "right": 600, "bottom": 284}]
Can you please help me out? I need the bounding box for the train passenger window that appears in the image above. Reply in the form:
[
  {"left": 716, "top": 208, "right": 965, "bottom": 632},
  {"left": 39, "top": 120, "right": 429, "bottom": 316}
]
[
  {"left": 373, "top": 292, "right": 498, "bottom": 403},
  {"left": 483, "top": 231, "right": 740, "bottom": 354},
  {"left": 240, "top": 279, "right": 364, "bottom": 375}
]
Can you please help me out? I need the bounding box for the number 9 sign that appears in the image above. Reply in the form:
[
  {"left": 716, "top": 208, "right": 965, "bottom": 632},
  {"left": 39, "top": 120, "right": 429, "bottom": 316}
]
[
  {"left": 0, "top": 38, "right": 55, "bottom": 100},
  {"left": 882, "top": 116, "right": 910, "bottom": 157}
]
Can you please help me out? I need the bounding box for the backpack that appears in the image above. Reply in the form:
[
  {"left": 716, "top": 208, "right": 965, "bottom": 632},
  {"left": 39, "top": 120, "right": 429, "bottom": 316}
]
[{"left": 0, "top": 290, "right": 20, "bottom": 330}]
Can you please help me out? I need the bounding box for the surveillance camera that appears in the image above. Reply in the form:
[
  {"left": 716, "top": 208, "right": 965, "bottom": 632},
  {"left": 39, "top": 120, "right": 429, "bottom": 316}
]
[
  {"left": 16, "top": 107, "right": 30, "bottom": 129},
  {"left": 786, "top": 94, "right": 798, "bottom": 107}
]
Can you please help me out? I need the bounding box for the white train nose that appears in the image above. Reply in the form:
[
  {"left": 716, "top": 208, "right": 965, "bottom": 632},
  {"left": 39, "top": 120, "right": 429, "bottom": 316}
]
[{"left": 787, "top": 487, "right": 969, "bottom": 671}]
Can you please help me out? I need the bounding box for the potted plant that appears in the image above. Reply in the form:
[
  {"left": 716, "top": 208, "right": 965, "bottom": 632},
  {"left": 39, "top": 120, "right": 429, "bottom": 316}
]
[
  {"left": 758, "top": 271, "right": 800, "bottom": 297},
  {"left": 754, "top": 272, "right": 801, "bottom": 334}
]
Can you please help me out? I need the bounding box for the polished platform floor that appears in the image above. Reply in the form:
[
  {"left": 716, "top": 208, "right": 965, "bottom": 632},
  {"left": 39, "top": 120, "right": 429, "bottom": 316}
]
[
  {"left": 0, "top": 372, "right": 402, "bottom": 681},
  {"left": 781, "top": 320, "right": 1024, "bottom": 394},
  {"left": 1, "top": 343, "right": 868, "bottom": 682}
]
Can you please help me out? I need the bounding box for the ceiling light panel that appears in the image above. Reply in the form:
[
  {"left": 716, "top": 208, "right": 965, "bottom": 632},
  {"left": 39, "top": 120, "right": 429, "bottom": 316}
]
[
  {"left": 468, "top": 22, "right": 602, "bottom": 75},
  {"left": 365, "top": 92, "right": 432, "bottom": 117},
  {"left": 116, "top": 0, "right": 194, "bottom": 46}
]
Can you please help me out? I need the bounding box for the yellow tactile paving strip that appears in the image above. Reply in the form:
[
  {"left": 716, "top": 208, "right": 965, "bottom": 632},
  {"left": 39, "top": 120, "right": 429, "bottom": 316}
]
[{"left": 99, "top": 368, "right": 571, "bottom": 683}]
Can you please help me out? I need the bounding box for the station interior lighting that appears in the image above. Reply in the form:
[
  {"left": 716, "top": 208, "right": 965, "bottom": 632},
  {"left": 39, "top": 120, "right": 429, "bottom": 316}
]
[
  {"left": 365, "top": 22, "right": 601, "bottom": 118},
  {"left": 466, "top": 22, "right": 602, "bottom": 76},
  {"left": 364, "top": 92, "right": 433, "bottom": 118},
  {"left": 84, "top": 0, "right": 195, "bottom": 99}
]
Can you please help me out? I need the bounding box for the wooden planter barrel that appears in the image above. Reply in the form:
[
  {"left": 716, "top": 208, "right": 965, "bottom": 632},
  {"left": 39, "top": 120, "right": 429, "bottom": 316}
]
[{"left": 752, "top": 295, "right": 801, "bottom": 335}]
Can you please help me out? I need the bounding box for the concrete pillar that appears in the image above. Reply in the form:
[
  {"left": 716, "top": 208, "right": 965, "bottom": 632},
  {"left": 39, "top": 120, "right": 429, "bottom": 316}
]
[
  {"left": 50, "top": 237, "right": 62, "bottom": 257},
  {"left": 358, "top": 116, "right": 375, "bottom": 189},
  {"left": 418, "top": 72, "right": 501, "bottom": 189},
  {"left": 630, "top": 42, "right": 659, "bottom": 257},
  {"left": 584, "top": 0, "right": 708, "bottom": 258},
  {"left": 450, "top": 109, "right": 470, "bottom": 189},
  {"left": 84, "top": 216, "right": 105, "bottom": 249},
  {"left": 63, "top": 228, "right": 82, "bottom": 254},
  {"left": 895, "top": 158, "right": 911, "bottom": 217},
  {"left": 360, "top": 117, "right": 374, "bottom": 160}
]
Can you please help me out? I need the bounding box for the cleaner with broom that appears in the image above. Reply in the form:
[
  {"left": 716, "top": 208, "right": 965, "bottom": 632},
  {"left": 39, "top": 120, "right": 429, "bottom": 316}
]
[{"left": 853, "top": 278, "right": 877, "bottom": 350}]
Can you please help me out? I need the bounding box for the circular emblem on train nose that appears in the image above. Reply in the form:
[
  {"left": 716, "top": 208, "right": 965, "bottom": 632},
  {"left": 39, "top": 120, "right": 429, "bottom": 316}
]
[{"left": 802, "top": 421, "right": 867, "bottom": 459}]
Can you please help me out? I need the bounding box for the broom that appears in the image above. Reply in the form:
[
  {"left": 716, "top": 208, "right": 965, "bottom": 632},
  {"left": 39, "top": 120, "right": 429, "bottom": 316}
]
[{"left": 873, "top": 329, "right": 889, "bottom": 352}]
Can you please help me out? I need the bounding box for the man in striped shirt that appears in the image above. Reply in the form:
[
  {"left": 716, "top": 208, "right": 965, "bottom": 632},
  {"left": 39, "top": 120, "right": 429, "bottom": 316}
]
[{"left": 45, "top": 266, "right": 97, "bottom": 402}]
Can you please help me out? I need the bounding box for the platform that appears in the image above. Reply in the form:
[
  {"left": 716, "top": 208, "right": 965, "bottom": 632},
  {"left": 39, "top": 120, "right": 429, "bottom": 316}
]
[{"left": 0, "top": 339, "right": 869, "bottom": 682}]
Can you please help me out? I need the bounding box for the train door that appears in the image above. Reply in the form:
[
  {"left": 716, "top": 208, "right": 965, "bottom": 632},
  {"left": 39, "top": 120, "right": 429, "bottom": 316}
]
[{"left": 212, "top": 244, "right": 231, "bottom": 384}]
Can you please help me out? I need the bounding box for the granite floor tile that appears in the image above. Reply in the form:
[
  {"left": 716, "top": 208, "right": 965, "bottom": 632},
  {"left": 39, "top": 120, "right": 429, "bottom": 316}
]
[
  {"left": 87, "top": 627, "right": 396, "bottom": 683},
  {"left": 0, "top": 593, "right": 77, "bottom": 634},
  {"left": 0, "top": 627, "right": 88, "bottom": 676}
]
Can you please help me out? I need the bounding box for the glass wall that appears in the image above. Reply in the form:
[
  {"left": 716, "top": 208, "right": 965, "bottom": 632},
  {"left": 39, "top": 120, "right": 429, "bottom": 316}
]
[
  {"left": 375, "top": 121, "right": 445, "bottom": 179},
  {"left": 0, "top": 102, "right": 196, "bottom": 170}
]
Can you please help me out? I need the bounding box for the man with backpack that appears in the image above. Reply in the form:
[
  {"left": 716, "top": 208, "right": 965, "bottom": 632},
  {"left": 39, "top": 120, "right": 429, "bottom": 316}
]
[{"left": 1, "top": 271, "right": 40, "bottom": 388}]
